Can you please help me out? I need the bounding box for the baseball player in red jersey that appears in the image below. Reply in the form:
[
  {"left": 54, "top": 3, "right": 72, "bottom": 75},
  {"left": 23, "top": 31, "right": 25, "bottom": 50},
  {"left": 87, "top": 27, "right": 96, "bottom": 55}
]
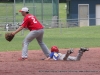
[{"left": 12, "top": 7, "right": 50, "bottom": 60}]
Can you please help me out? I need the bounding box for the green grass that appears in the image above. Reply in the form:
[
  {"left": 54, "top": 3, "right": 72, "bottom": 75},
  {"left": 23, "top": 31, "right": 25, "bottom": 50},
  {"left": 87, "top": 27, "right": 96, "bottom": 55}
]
[{"left": 0, "top": 26, "right": 100, "bottom": 51}]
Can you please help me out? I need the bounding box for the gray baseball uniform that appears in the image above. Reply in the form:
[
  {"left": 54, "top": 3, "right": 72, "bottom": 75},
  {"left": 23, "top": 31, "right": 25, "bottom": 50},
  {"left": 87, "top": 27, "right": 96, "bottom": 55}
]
[
  {"left": 22, "top": 29, "right": 50, "bottom": 58},
  {"left": 53, "top": 51, "right": 84, "bottom": 61}
]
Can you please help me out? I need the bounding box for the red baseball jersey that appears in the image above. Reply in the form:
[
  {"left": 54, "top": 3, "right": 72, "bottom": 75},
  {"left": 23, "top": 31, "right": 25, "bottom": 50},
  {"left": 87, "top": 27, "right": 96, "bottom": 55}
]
[{"left": 21, "top": 14, "right": 43, "bottom": 31}]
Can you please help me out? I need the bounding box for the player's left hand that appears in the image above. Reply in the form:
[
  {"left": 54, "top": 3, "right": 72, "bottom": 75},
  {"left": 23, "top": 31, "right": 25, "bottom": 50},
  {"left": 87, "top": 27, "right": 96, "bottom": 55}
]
[{"left": 5, "top": 32, "right": 15, "bottom": 42}]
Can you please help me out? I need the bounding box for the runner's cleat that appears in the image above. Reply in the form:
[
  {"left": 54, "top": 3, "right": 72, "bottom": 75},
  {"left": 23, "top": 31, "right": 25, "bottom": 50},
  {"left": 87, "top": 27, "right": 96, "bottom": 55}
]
[
  {"left": 67, "top": 48, "right": 74, "bottom": 54},
  {"left": 80, "top": 47, "right": 89, "bottom": 52}
]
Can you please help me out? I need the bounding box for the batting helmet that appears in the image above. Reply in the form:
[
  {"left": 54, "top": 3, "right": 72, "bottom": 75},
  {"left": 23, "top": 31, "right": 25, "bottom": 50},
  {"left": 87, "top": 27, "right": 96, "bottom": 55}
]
[{"left": 51, "top": 46, "right": 59, "bottom": 52}]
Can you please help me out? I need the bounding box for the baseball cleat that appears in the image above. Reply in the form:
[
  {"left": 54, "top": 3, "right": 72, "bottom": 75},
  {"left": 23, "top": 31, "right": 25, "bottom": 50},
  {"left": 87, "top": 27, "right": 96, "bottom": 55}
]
[
  {"left": 67, "top": 48, "right": 74, "bottom": 54},
  {"left": 80, "top": 47, "right": 89, "bottom": 52},
  {"left": 18, "top": 57, "right": 28, "bottom": 61},
  {"left": 63, "top": 49, "right": 74, "bottom": 60}
]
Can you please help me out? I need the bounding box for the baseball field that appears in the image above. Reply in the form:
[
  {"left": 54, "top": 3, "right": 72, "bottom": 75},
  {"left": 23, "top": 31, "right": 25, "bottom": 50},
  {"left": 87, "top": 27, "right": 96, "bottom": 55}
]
[
  {"left": 0, "top": 2, "right": 100, "bottom": 75},
  {"left": 0, "top": 26, "right": 100, "bottom": 75}
]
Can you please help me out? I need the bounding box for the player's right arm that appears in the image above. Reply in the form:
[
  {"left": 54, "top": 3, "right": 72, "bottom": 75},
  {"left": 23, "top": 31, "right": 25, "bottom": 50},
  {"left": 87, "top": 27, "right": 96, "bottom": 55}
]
[
  {"left": 12, "top": 17, "right": 29, "bottom": 35},
  {"left": 44, "top": 52, "right": 54, "bottom": 60},
  {"left": 12, "top": 26, "right": 24, "bottom": 35},
  {"left": 45, "top": 57, "right": 51, "bottom": 60}
]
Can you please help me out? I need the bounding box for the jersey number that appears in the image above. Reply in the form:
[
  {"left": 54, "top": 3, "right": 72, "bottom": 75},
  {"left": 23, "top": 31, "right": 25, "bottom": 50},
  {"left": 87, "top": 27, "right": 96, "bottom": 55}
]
[
  {"left": 31, "top": 17, "right": 37, "bottom": 23},
  {"left": 29, "top": 16, "right": 37, "bottom": 23}
]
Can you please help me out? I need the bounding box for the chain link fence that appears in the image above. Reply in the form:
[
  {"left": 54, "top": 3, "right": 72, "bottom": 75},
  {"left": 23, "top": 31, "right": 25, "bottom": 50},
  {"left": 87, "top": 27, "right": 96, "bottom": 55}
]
[
  {"left": 0, "top": 3, "right": 14, "bottom": 30},
  {"left": 0, "top": 0, "right": 100, "bottom": 31},
  {"left": 0, "top": 0, "right": 60, "bottom": 31},
  {"left": 15, "top": 0, "right": 53, "bottom": 23}
]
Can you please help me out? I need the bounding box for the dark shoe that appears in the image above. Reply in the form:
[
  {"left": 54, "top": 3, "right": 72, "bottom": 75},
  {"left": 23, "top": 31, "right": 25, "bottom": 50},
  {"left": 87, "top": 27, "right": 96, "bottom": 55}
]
[
  {"left": 63, "top": 49, "right": 74, "bottom": 61},
  {"left": 18, "top": 57, "right": 28, "bottom": 61},
  {"left": 80, "top": 47, "right": 89, "bottom": 52},
  {"left": 67, "top": 48, "right": 74, "bottom": 54}
]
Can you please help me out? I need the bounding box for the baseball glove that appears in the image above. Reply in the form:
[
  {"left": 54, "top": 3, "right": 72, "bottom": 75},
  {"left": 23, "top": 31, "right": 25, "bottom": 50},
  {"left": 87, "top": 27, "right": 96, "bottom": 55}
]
[{"left": 5, "top": 33, "right": 14, "bottom": 42}]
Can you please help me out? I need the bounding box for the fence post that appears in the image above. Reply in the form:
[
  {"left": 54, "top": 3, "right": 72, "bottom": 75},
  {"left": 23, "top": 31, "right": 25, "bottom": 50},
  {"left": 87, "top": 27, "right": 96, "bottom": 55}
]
[
  {"left": 23, "top": 0, "right": 25, "bottom": 6},
  {"left": 41, "top": 0, "right": 43, "bottom": 23},
  {"left": 52, "top": 0, "right": 59, "bottom": 28},
  {"left": 14, "top": 0, "right": 16, "bottom": 27}
]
